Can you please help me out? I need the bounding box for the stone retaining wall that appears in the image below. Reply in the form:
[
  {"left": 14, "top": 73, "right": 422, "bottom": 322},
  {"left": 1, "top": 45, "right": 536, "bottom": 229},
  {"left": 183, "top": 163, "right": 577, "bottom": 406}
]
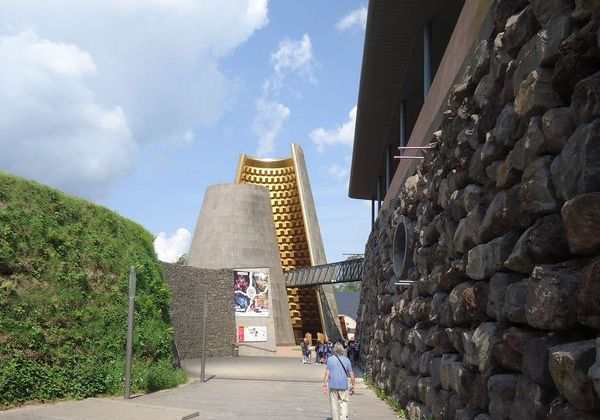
[
  {"left": 356, "top": 1, "right": 600, "bottom": 418},
  {"left": 162, "top": 263, "right": 235, "bottom": 359}
]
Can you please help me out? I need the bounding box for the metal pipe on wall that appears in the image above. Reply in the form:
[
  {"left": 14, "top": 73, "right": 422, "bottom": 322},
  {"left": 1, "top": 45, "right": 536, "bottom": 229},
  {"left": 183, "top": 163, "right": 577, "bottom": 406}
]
[
  {"left": 377, "top": 176, "right": 382, "bottom": 213},
  {"left": 400, "top": 100, "right": 407, "bottom": 149},
  {"left": 371, "top": 199, "right": 375, "bottom": 228},
  {"left": 385, "top": 146, "right": 392, "bottom": 189},
  {"left": 424, "top": 21, "right": 432, "bottom": 98}
]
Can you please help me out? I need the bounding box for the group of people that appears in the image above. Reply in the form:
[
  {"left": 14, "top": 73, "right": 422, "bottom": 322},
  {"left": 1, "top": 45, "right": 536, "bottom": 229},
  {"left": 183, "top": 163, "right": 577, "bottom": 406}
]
[
  {"left": 299, "top": 332, "right": 358, "bottom": 420},
  {"left": 300, "top": 332, "right": 331, "bottom": 364},
  {"left": 301, "top": 332, "right": 360, "bottom": 367}
]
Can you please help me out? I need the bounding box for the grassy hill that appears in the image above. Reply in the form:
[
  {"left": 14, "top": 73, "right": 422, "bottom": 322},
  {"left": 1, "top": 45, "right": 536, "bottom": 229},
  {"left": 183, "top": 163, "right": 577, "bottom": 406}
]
[{"left": 0, "top": 172, "right": 185, "bottom": 407}]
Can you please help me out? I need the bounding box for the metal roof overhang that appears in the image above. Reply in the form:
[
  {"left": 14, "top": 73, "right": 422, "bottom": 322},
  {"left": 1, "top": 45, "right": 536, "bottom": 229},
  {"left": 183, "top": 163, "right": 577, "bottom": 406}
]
[{"left": 349, "top": 0, "right": 465, "bottom": 200}]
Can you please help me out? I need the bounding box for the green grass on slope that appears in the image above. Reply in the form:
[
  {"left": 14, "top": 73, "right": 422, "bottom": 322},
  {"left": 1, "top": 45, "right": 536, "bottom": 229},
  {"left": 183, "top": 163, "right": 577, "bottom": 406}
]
[{"left": 0, "top": 172, "right": 186, "bottom": 408}]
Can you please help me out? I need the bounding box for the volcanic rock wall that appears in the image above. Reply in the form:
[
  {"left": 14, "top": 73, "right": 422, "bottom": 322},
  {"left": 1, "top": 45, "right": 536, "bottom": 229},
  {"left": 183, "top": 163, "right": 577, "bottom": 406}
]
[
  {"left": 162, "top": 263, "right": 235, "bottom": 359},
  {"left": 356, "top": 1, "right": 600, "bottom": 419}
]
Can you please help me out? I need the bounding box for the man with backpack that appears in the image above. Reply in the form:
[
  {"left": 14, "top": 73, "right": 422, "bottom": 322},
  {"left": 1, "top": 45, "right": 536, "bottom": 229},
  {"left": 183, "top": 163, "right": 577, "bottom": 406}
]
[{"left": 322, "top": 342, "right": 355, "bottom": 420}]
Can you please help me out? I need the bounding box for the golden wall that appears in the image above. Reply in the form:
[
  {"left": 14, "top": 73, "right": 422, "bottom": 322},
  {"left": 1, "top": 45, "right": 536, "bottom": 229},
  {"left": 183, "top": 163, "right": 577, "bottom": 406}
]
[{"left": 235, "top": 153, "right": 323, "bottom": 341}]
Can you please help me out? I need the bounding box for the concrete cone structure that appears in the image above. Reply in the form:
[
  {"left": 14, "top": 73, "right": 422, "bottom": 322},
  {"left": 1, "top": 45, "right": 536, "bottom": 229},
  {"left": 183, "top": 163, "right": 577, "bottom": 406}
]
[{"left": 187, "top": 183, "right": 295, "bottom": 355}]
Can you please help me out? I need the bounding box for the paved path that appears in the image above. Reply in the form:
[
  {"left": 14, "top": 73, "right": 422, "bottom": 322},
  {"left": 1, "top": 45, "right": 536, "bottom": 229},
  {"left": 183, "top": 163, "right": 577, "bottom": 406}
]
[
  {"left": 0, "top": 357, "right": 399, "bottom": 420},
  {"left": 0, "top": 399, "right": 198, "bottom": 420}
]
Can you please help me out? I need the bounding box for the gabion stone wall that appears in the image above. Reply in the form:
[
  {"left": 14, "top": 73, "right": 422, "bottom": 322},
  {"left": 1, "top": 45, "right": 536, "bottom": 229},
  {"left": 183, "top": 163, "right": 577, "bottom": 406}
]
[
  {"left": 356, "top": 1, "right": 600, "bottom": 419},
  {"left": 162, "top": 263, "right": 235, "bottom": 359}
]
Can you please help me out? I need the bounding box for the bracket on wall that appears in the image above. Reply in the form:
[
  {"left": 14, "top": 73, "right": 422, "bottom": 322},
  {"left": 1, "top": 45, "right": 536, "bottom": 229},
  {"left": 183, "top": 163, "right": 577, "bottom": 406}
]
[
  {"left": 395, "top": 280, "right": 417, "bottom": 286},
  {"left": 394, "top": 144, "right": 435, "bottom": 160}
]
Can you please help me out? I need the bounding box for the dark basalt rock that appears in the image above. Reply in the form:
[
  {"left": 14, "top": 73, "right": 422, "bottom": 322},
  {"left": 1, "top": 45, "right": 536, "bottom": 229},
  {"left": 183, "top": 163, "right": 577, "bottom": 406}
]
[
  {"left": 552, "top": 119, "right": 600, "bottom": 201},
  {"left": 549, "top": 340, "right": 599, "bottom": 411}
]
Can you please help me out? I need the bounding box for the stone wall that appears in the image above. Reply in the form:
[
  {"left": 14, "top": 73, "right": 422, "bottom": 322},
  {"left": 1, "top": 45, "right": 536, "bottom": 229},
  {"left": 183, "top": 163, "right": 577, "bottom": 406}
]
[
  {"left": 356, "top": 1, "right": 600, "bottom": 419},
  {"left": 162, "top": 263, "right": 235, "bottom": 359}
]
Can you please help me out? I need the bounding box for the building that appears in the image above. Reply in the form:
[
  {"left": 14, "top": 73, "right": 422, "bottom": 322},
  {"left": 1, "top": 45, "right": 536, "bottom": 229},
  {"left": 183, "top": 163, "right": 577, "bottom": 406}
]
[
  {"left": 351, "top": 0, "right": 600, "bottom": 417},
  {"left": 236, "top": 143, "right": 342, "bottom": 343},
  {"left": 350, "top": 0, "right": 485, "bottom": 217}
]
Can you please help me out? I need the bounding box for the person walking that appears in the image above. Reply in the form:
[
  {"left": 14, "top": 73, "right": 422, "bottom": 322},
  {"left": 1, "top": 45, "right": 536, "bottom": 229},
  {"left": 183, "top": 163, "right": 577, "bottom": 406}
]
[
  {"left": 324, "top": 340, "right": 332, "bottom": 362},
  {"left": 322, "top": 342, "right": 355, "bottom": 420},
  {"left": 303, "top": 332, "right": 313, "bottom": 364},
  {"left": 316, "top": 332, "right": 326, "bottom": 364},
  {"left": 300, "top": 337, "right": 308, "bottom": 364}
]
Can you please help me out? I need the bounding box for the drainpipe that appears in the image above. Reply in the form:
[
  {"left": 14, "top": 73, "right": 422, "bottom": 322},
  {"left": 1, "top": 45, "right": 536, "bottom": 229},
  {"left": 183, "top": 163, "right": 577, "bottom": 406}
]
[
  {"left": 385, "top": 146, "right": 392, "bottom": 189},
  {"left": 371, "top": 199, "right": 375, "bottom": 228},
  {"left": 400, "top": 100, "right": 407, "bottom": 149},
  {"left": 377, "top": 176, "right": 382, "bottom": 213},
  {"left": 424, "top": 21, "right": 432, "bottom": 98}
]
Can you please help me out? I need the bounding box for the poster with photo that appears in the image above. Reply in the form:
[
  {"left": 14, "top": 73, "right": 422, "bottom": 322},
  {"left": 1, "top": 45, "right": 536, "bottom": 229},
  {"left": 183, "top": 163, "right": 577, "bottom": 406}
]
[{"left": 234, "top": 269, "right": 269, "bottom": 316}]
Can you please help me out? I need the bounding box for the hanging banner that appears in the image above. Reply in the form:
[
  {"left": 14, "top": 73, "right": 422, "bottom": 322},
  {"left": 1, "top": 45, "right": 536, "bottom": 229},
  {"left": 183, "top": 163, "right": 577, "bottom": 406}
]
[{"left": 234, "top": 269, "right": 269, "bottom": 316}]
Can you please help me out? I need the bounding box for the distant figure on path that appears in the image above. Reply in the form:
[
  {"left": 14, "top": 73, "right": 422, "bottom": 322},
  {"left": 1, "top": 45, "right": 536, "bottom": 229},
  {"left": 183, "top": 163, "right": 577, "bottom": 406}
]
[
  {"left": 300, "top": 337, "right": 308, "bottom": 364},
  {"left": 301, "top": 332, "right": 313, "bottom": 364},
  {"left": 316, "top": 332, "right": 326, "bottom": 364},
  {"left": 322, "top": 342, "right": 355, "bottom": 420},
  {"left": 347, "top": 340, "right": 360, "bottom": 364}
]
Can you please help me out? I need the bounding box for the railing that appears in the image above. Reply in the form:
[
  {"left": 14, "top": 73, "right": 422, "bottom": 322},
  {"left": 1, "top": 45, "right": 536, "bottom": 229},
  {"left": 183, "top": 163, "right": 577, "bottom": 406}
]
[{"left": 284, "top": 258, "right": 364, "bottom": 288}]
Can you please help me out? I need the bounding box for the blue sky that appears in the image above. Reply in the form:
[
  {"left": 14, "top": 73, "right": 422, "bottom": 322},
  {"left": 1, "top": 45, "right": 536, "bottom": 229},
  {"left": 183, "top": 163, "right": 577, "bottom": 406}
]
[{"left": 0, "top": 1, "right": 371, "bottom": 263}]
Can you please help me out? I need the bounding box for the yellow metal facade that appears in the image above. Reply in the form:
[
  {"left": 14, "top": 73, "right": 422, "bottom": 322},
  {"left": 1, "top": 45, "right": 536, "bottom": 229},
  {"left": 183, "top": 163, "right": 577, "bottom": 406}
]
[{"left": 236, "top": 154, "right": 322, "bottom": 340}]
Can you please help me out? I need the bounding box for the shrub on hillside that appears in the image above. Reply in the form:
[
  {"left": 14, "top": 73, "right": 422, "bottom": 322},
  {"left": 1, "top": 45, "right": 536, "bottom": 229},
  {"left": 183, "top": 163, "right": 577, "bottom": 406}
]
[{"left": 0, "top": 172, "right": 185, "bottom": 407}]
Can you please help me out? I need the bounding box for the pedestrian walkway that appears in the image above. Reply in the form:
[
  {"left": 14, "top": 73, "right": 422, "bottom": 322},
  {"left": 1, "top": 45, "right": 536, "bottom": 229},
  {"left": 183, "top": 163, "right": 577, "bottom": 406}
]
[
  {"left": 0, "top": 356, "right": 399, "bottom": 420},
  {"left": 0, "top": 398, "right": 199, "bottom": 420}
]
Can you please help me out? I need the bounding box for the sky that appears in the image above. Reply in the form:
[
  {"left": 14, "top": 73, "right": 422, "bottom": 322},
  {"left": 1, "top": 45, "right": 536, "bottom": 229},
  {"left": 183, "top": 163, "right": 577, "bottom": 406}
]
[{"left": 0, "top": 0, "right": 372, "bottom": 264}]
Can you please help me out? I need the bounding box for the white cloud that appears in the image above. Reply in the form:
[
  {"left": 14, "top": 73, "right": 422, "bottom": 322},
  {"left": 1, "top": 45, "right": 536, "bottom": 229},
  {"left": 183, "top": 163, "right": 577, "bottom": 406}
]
[
  {"left": 254, "top": 98, "right": 290, "bottom": 156},
  {"left": 0, "top": 1, "right": 268, "bottom": 195},
  {"left": 336, "top": 7, "right": 368, "bottom": 31},
  {"left": 253, "top": 33, "right": 315, "bottom": 156},
  {"left": 154, "top": 228, "right": 192, "bottom": 263},
  {"left": 310, "top": 105, "right": 357, "bottom": 152},
  {"left": 270, "top": 33, "right": 315, "bottom": 88},
  {"left": 2, "top": 1, "right": 269, "bottom": 138},
  {"left": 328, "top": 164, "right": 348, "bottom": 180},
  {"left": 182, "top": 130, "right": 195, "bottom": 145},
  {"left": 0, "top": 28, "right": 136, "bottom": 197}
]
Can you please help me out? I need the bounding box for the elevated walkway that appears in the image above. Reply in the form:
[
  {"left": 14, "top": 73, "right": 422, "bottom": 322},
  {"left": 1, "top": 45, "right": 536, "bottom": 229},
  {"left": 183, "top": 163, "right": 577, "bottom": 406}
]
[{"left": 284, "top": 258, "right": 364, "bottom": 288}]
